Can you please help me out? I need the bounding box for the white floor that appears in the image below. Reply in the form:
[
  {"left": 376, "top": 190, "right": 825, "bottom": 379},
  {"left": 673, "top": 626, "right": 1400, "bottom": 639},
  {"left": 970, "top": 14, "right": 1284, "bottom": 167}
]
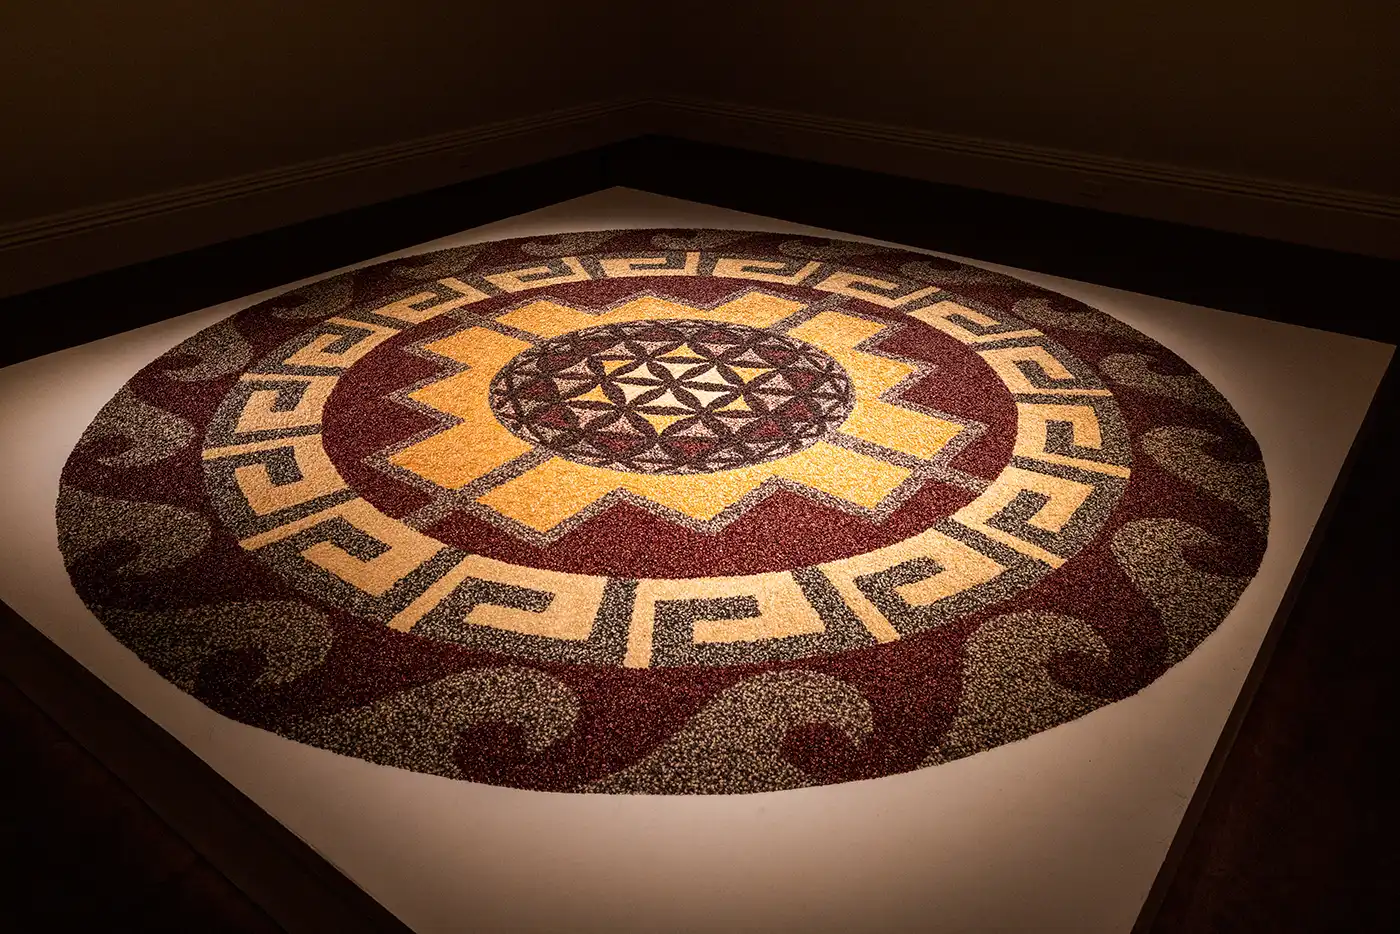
[{"left": 0, "top": 189, "right": 1392, "bottom": 934}]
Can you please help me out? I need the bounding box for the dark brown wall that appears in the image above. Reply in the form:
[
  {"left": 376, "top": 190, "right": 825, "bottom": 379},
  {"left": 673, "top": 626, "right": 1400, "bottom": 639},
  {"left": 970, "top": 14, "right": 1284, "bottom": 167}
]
[
  {"left": 0, "top": 0, "right": 622, "bottom": 223},
  {"left": 3, "top": 0, "right": 1396, "bottom": 228},
  {"left": 666, "top": 0, "right": 1399, "bottom": 196}
]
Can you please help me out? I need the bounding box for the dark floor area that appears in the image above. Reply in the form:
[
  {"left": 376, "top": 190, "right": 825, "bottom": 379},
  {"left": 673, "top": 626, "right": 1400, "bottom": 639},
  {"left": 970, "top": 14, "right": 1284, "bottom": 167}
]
[
  {"left": 1, "top": 137, "right": 1396, "bottom": 932},
  {"left": 1147, "top": 361, "right": 1399, "bottom": 934},
  {"left": 0, "top": 675, "right": 283, "bottom": 933}
]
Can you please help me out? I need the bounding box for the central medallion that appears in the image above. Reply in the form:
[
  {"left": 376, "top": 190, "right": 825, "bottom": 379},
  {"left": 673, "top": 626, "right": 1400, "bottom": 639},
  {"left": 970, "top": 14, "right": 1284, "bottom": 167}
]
[
  {"left": 488, "top": 320, "right": 856, "bottom": 474},
  {"left": 369, "top": 291, "right": 999, "bottom": 566}
]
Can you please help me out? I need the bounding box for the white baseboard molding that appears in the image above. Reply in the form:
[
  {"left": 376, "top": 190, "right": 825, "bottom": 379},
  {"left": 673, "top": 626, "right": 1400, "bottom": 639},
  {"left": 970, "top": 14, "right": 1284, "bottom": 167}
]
[
  {"left": 3, "top": 94, "right": 1395, "bottom": 299},
  {"left": 0, "top": 98, "right": 644, "bottom": 298},
  {"left": 651, "top": 97, "right": 1400, "bottom": 261}
]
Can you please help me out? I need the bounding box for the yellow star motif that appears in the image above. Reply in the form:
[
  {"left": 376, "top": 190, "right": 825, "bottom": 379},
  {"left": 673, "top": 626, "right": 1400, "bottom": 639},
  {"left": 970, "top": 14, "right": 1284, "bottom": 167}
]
[{"left": 391, "top": 292, "right": 970, "bottom": 535}]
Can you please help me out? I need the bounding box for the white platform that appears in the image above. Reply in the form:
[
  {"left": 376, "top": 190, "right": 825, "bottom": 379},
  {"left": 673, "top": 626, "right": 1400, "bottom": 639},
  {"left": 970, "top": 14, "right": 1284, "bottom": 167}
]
[{"left": 0, "top": 189, "right": 1391, "bottom": 934}]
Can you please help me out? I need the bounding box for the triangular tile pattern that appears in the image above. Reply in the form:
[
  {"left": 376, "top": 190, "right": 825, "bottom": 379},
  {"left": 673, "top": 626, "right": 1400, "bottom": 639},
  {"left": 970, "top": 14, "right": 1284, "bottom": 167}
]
[{"left": 489, "top": 320, "right": 855, "bottom": 474}]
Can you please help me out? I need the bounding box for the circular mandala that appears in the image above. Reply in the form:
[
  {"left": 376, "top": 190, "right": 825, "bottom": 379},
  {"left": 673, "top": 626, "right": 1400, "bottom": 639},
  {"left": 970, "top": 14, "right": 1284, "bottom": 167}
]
[
  {"left": 57, "top": 229, "right": 1270, "bottom": 794},
  {"left": 488, "top": 320, "right": 856, "bottom": 474}
]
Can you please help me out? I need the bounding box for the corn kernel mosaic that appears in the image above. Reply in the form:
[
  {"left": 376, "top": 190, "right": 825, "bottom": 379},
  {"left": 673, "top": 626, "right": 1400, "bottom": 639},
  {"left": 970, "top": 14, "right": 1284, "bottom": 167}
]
[{"left": 56, "top": 230, "right": 1269, "bottom": 793}]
